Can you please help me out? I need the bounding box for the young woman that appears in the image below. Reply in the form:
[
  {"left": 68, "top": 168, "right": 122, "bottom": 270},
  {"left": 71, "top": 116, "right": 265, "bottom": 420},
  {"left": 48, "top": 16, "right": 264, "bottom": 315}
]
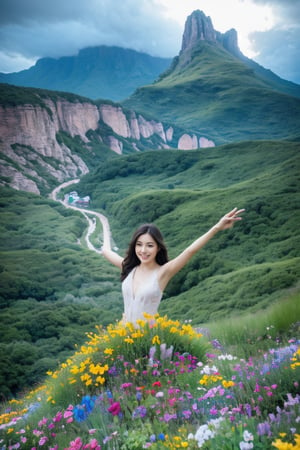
[{"left": 101, "top": 207, "right": 245, "bottom": 324}]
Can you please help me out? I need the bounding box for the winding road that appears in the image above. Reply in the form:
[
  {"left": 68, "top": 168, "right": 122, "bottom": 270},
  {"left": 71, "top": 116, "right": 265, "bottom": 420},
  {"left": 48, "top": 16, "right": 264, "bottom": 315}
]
[{"left": 50, "top": 179, "right": 112, "bottom": 254}]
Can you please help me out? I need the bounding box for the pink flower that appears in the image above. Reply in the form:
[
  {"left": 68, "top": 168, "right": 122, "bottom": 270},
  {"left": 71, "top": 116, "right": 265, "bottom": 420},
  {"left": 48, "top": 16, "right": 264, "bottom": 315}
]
[
  {"left": 20, "top": 437, "right": 27, "bottom": 443},
  {"left": 209, "top": 406, "right": 218, "bottom": 415},
  {"left": 38, "top": 436, "right": 48, "bottom": 446},
  {"left": 88, "top": 438, "right": 101, "bottom": 449},
  {"left": 38, "top": 417, "right": 48, "bottom": 427},
  {"left": 64, "top": 410, "right": 73, "bottom": 419},
  {"left": 89, "top": 429, "right": 97, "bottom": 435},
  {"left": 33, "top": 429, "right": 43, "bottom": 436},
  {"left": 108, "top": 402, "right": 121, "bottom": 416},
  {"left": 121, "top": 382, "right": 132, "bottom": 389},
  {"left": 53, "top": 411, "right": 63, "bottom": 422},
  {"left": 168, "top": 397, "right": 176, "bottom": 406},
  {"left": 254, "top": 383, "right": 260, "bottom": 393},
  {"left": 68, "top": 437, "right": 83, "bottom": 450}
]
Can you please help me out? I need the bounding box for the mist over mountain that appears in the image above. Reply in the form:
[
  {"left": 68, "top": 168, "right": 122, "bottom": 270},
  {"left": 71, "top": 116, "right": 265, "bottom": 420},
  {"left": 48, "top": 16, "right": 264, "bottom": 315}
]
[{"left": 0, "top": 46, "right": 172, "bottom": 101}]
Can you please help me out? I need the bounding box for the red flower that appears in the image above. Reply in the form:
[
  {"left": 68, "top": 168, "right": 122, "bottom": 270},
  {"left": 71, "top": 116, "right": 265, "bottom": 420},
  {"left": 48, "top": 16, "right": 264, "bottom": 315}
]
[
  {"left": 108, "top": 402, "right": 121, "bottom": 416},
  {"left": 152, "top": 381, "right": 162, "bottom": 388}
]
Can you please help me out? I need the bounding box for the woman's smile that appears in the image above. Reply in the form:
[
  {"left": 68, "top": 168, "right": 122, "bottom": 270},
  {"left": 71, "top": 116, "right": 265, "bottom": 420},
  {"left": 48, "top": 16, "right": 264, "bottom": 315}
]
[{"left": 135, "top": 233, "right": 159, "bottom": 265}]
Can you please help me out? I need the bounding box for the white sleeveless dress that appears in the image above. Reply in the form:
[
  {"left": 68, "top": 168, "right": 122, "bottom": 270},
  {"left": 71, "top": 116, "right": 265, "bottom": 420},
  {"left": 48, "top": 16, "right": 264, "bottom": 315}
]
[{"left": 122, "top": 267, "right": 163, "bottom": 324}]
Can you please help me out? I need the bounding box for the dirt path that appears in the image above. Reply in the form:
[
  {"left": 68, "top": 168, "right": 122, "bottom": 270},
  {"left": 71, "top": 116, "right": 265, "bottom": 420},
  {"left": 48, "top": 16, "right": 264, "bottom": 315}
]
[{"left": 50, "top": 179, "right": 112, "bottom": 254}]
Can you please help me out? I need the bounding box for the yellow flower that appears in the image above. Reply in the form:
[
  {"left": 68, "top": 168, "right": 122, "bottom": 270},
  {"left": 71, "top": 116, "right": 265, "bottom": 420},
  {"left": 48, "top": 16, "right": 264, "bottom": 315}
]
[
  {"left": 104, "top": 347, "right": 114, "bottom": 355},
  {"left": 222, "top": 380, "right": 235, "bottom": 388},
  {"left": 136, "top": 319, "right": 146, "bottom": 328},
  {"left": 170, "top": 326, "right": 179, "bottom": 334},
  {"left": 152, "top": 335, "right": 161, "bottom": 345},
  {"left": 96, "top": 376, "right": 106, "bottom": 385},
  {"left": 89, "top": 363, "right": 108, "bottom": 375},
  {"left": 80, "top": 373, "right": 92, "bottom": 386},
  {"left": 124, "top": 337, "right": 134, "bottom": 344},
  {"left": 132, "top": 330, "right": 144, "bottom": 339},
  {"left": 271, "top": 438, "right": 294, "bottom": 449},
  {"left": 70, "top": 365, "right": 80, "bottom": 374}
]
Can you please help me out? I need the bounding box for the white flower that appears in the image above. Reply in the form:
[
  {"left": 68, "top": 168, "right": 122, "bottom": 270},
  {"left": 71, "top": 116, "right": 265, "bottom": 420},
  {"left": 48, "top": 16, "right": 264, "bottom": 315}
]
[
  {"left": 218, "top": 353, "right": 237, "bottom": 361},
  {"left": 239, "top": 442, "right": 253, "bottom": 450},
  {"left": 193, "top": 417, "right": 224, "bottom": 447},
  {"left": 200, "top": 364, "right": 218, "bottom": 375},
  {"left": 243, "top": 430, "right": 254, "bottom": 442}
]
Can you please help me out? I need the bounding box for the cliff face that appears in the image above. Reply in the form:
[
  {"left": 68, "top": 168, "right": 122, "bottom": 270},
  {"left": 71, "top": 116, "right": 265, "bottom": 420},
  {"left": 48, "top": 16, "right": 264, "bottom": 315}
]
[{"left": 0, "top": 91, "right": 215, "bottom": 194}]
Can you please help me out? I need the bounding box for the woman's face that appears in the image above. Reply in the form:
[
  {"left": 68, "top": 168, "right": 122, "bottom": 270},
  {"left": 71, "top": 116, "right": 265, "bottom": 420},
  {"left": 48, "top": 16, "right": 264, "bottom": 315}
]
[{"left": 135, "top": 233, "right": 159, "bottom": 265}]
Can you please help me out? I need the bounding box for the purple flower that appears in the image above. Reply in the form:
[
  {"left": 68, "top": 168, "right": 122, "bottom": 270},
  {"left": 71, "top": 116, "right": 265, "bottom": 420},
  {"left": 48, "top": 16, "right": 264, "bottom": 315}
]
[
  {"left": 162, "top": 413, "right": 177, "bottom": 422},
  {"left": 132, "top": 405, "right": 147, "bottom": 419},
  {"left": 257, "top": 421, "right": 271, "bottom": 436},
  {"left": 182, "top": 410, "right": 192, "bottom": 419}
]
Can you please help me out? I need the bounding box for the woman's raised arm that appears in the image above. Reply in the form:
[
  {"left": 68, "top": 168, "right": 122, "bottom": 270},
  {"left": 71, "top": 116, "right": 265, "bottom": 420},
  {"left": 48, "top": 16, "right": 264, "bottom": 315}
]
[
  {"left": 101, "top": 216, "right": 123, "bottom": 268},
  {"left": 159, "top": 208, "right": 245, "bottom": 289}
]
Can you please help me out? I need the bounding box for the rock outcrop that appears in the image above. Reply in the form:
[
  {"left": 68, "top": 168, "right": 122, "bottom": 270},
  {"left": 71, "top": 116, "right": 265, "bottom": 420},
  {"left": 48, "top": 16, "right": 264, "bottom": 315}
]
[
  {"left": 181, "top": 10, "right": 216, "bottom": 52},
  {"left": 0, "top": 88, "right": 215, "bottom": 194},
  {"left": 181, "top": 10, "right": 242, "bottom": 57}
]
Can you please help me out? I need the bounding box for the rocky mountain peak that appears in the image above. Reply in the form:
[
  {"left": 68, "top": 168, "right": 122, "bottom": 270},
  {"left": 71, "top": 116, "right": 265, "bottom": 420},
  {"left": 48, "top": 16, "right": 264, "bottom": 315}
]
[
  {"left": 219, "top": 28, "right": 242, "bottom": 57},
  {"left": 181, "top": 10, "right": 241, "bottom": 57},
  {"left": 181, "top": 10, "right": 217, "bottom": 52}
]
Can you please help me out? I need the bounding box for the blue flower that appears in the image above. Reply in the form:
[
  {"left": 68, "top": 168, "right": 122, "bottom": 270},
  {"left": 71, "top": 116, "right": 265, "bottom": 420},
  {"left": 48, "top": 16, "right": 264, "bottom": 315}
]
[
  {"left": 73, "top": 405, "right": 87, "bottom": 422},
  {"left": 81, "top": 395, "right": 96, "bottom": 414}
]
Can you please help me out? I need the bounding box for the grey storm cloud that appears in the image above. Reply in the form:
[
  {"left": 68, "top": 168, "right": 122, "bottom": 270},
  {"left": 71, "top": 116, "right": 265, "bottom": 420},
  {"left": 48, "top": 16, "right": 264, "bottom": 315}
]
[
  {"left": 249, "top": 0, "right": 300, "bottom": 83},
  {"left": 0, "top": 0, "right": 181, "bottom": 68}
]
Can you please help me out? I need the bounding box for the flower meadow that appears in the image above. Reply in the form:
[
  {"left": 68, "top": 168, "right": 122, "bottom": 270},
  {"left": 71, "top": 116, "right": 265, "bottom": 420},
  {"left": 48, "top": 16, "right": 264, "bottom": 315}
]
[{"left": 0, "top": 314, "right": 299, "bottom": 449}]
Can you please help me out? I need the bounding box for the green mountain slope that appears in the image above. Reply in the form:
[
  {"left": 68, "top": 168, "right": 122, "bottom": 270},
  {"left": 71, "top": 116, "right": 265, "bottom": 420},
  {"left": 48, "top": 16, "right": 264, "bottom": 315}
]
[
  {"left": 0, "top": 188, "right": 122, "bottom": 396},
  {"left": 123, "top": 41, "right": 300, "bottom": 144}
]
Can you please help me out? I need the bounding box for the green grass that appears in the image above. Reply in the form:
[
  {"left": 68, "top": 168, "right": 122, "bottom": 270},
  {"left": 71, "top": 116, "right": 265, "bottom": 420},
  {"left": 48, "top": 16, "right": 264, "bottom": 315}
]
[
  {"left": 0, "top": 187, "right": 122, "bottom": 397},
  {"left": 205, "top": 289, "right": 300, "bottom": 358}
]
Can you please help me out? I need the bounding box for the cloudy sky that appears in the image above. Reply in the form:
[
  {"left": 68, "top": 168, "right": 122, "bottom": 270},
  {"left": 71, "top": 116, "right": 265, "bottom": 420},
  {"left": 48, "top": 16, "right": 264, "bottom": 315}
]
[{"left": 0, "top": 0, "right": 299, "bottom": 84}]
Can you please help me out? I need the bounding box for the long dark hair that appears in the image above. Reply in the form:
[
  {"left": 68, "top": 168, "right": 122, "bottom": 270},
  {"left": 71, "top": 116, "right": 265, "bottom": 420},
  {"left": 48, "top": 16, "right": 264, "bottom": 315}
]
[{"left": 121, "top": 224, "right": 169, "bottom": 281}]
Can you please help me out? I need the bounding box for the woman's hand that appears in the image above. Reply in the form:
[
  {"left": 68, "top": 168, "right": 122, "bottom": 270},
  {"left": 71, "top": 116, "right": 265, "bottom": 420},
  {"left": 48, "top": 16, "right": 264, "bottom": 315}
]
[{"left": 215, "top": 207, "right": 245, "bottom": 231}]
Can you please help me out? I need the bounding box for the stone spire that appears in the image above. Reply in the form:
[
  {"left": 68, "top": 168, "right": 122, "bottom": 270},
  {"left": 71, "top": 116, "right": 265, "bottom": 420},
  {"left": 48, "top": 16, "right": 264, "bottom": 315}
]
[
  {"left": 181, "top": 10, "right": 242, "bottom": 57},
  {"left": 181, "top": 10, "right": 217, "bottom": 52}
]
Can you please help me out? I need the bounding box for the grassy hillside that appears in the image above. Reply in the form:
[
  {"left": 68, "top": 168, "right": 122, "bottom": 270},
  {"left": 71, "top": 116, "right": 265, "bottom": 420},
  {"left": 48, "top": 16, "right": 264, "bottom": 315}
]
[
  {"left": 0, "top": 188, "right": 122, "bottom": 398},
  {"left": 76, "top": 139, "right": 300, "bottom": 322},
  {"left": 123, "top": 42, "right": 300, "bottom": 144}
]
